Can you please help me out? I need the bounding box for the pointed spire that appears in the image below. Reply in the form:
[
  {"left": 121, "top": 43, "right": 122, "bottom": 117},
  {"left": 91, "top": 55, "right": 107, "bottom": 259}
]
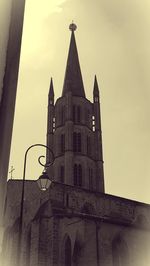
[
  {"left": 93, "top": 75, "right": 99, "bottom": 96},
  {"left": 93, "top": 75, "right": 100, "bottom": 103},
  {"left": 62, "top": 23, "right": 85, "bottom": 97},
  {"left": 49, "top": 78, "right": 54, "bottom": 104}
]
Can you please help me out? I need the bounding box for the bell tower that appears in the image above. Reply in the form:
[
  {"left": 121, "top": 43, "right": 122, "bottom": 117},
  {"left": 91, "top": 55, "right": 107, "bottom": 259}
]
[{"left": 47, "top": 23, "right": 104, "bottom": 192}]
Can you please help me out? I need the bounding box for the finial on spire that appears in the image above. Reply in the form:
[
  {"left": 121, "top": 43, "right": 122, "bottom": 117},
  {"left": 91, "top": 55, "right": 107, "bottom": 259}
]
[{"left": 69, "top": 21, "right": 77, "bottom": 32}]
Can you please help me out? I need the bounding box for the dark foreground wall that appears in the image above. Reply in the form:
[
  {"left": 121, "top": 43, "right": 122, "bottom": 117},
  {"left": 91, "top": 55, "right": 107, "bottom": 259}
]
[{"left": 0, "top": 0, "right": 25, "bottom": 227}]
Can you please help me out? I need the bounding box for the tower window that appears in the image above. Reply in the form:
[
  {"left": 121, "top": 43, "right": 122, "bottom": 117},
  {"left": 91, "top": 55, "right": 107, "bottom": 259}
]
[
  {"left": 73, "top": 132, "right": 81, "bottom": 152},
  {"left": 77, "top": 133, "right": 81, "bottom": 152},
  {"left": 60, "top": 166, "right": 64, "bottom": 183},
  {"left": 74, "top": 164, "right": 77, "bottom": 185},
  {"left": 85, "top": 109, "right": 90, "bottom": 125},
  {"left": 89, "top": 168, "right": 93, "bottom": 190},
  {"left": 64, "top": 237, "right": 71, "bottom": 266},
  {"left": 73, "top": 132, "right": 76, "bottom": 152},
  {"left": 61, "top": 134, "right": 65, "bottom": 153},
  {"left": 87, "top": 136, "right": 91, "bottom": 156},
  {"left": 73, "top": 105, "right": 76, "bottom": 122},
  {"left": 78, "top": 165, "right": 82, "bottom": 186},
  {"left": 74, "top": 164, "right": 82, "bottom": 186},
  {"left": 72, "top": 105, "right": 81, "bottom": 123},
  {"left": 77, "top": 106, "right": 81, "bottom": 123},
  {"left": 61, "top": 106, "right": 65, "bottom": 124}
]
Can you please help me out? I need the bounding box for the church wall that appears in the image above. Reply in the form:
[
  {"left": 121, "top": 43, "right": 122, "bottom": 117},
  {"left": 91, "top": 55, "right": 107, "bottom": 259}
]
[
  {"left": 27, "top": 213, "right": 150, "bottom": 266},
  {"left": 34, "top": 215, "right": 150, "bottom": 266},
  {"left": 3, "top": 181, "right": 150, "bottom": 266}
]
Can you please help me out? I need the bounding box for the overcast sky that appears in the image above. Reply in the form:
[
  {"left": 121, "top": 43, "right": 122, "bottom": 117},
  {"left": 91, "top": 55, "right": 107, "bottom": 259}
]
[{"left": 9, "top": 0, "right": 150, "bottom": 204}]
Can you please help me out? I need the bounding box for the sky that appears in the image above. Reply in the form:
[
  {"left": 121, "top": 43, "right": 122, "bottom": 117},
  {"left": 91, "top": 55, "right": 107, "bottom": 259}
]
[{"left": 9, "top": 0, "right": 150, "bottom": 204}]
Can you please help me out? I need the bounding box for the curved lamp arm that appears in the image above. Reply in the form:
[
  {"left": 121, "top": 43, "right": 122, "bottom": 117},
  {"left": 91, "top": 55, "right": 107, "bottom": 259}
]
[
  {"left": 18, "top": 144, "right": 54, "bottom": 266},
  {"left": 23, "top": 143, "right": 54, "bottom": 182}
]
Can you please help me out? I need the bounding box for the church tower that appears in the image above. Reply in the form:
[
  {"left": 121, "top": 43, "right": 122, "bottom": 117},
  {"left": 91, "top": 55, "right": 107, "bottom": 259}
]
[{"left": 47, "top": 23, "right": 104, "bottom": 192}]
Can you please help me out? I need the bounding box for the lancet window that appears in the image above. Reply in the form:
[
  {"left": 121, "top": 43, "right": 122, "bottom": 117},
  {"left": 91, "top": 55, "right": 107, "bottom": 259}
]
[
  {"left": 64, "top": 237, "right": 71, "bottom": 266},
  {"left": 87, "top": 136, "right": 91, "bottom": 155},
  {"left": 89, "top": 168, "right": 93, "bottom": 190},
  {"left": 60, "top": 166, "right": 64, "bottom": 183},
  {"left": 73, "top": 132, "right": 81, "bottom": 152},
  {"left": 74, "top": 164, "right": 82, "bottom": 186},
  {"left": 73, "top": 105, "right": 81, "bottom": 123},
  {"left": 61, "top": 106, "right": 65, "bottom": 125}
]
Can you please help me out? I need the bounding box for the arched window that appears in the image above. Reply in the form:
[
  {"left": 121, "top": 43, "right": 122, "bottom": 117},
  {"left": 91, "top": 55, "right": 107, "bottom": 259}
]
[
  {"left": 64, "top": 237, "right": 72, "bottom": 266},
  {"left": 74, "top": 164, "right": 82, "bottom": 186},
  {"left": 72, "top": 105, "right": 81, "bottom": 123},
  {"left": 73, "top": 105, "right": 76, "bottom": 122},
  {"left": 85, "top": 109, "right": 90, "bottom": 125},
  {"left": 73, "top": 240, "right": 81, "bottom": 266},
  {"left": 73, "top": 132, "right": 77, "bottom": 152},
  {"left": 74, "top": 164, "right": 77, "bottom": 185},
  {"left": 61, "top": 106, "right": 65, "bottom": 124},
  {"left": 78, "top": 165, "right": 82, "bottom": 186},
  {"left": 87, "top": 136, "right": 91, "bottom": 155},
  {"left": 77, "top": 133, "right": 81, "bottom": 152},
  {"left": 77, "top": 106, "right": 81, "bottom": 123},
  {"left": 61, "top": 134, "right": 65, "bottom": 153},
  {"left": 89, "top": 168, "right": 93, "bottom": 190},
  {"left": 73, "top": 132, "right": 81, "bottom": 152}
]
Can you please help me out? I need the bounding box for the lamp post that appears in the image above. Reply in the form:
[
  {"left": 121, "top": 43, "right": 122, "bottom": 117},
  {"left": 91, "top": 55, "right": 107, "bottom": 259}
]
[{"left": 17, "top": 143, "right": 54, "bottom": 266}]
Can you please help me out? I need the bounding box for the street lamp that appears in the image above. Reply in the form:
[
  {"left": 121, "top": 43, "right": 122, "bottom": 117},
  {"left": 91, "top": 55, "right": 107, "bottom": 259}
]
[
  {"left": 17, "top": 143, "right": 54, "bottom": 266},
  {"left": 37, "top": 170, "right": 52, "bottom": 191}
]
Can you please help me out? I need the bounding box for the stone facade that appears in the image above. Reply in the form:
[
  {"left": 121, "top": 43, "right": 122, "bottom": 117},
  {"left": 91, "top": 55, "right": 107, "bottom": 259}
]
[
  {"left": 3, "top": 23, "right": 150, "bottom": 266},
  {"left": 3, "top": 181, "right": 150, "bottom": 266}
]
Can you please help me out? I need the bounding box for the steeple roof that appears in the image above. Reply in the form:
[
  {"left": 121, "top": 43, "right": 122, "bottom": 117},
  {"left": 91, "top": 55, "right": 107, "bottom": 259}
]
[
  {"left": 62, "top": 23, "right": 85, "bottom": 97},
  {"left": 49, "top": 78, "right": 54, "bottom": 98},
  {"left": 93, "top": 75, "right": 99, "bottom": 96}
]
